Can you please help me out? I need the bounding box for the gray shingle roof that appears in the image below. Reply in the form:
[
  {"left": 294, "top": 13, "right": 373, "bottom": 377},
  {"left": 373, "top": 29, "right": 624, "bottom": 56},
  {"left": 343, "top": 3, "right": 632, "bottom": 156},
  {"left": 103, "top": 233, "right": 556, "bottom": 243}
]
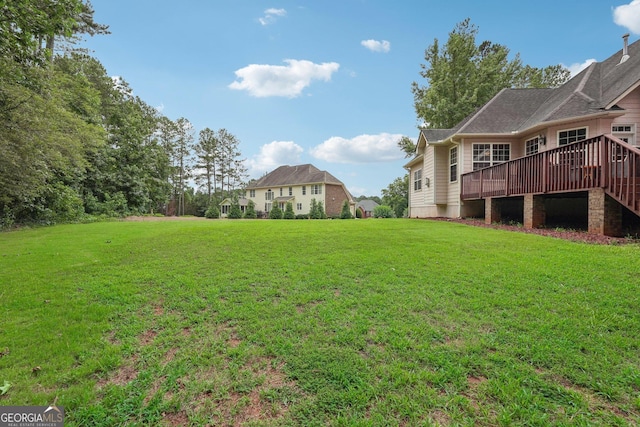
[
  {"left": 247, "top": 164, "right": 344, "bottom": 189},
  {"left": 420, "top": 36, "right": 640, "bottom": 142},
  {"left": 356, "top": 199, "right": 379, "bottom": 212}
]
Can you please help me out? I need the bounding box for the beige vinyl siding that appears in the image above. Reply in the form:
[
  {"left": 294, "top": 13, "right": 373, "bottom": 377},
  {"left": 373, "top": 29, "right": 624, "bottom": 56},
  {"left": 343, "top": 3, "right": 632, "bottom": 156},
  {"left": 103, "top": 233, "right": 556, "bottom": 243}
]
[
  {"left": 248, "top": 184, "right": 326, "bottom": 215},
  {"left": 434, "top": 145, "right": 449, "bottom": 204},
  {"left": 424, "top": 146, "right": 435, "bottom": 205},
  {"left": 409, "top": 163, "right": 425, "bottom": 210}
]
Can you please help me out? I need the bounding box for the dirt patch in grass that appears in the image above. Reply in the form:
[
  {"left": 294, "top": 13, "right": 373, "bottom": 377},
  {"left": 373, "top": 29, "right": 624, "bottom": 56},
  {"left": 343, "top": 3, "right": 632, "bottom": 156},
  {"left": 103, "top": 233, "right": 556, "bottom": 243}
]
[{"left": 98, "top": 355, "right": 139, "bottom": 387}]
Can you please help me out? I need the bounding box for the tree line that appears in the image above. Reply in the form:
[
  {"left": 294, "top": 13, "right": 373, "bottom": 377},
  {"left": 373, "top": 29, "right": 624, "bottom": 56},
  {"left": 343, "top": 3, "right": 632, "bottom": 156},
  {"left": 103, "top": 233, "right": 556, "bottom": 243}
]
[{"left": 0, "top": 0, "right": 246, "bottom": 228}]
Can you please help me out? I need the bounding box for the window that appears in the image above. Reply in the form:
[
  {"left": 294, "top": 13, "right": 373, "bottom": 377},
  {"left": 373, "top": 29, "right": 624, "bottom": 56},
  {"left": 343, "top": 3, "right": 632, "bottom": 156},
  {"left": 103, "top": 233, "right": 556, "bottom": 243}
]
[
  {"left": 265, "top": 190, "right": 273, "bottom": 201},
  {"left": 288, "top": 187, "right": 293, "bottom": 196},
  {"left": 249, "top": 189, "right": 256, "bottom": 198},
  {"left": 279, "top": 188, "right": 283, "bottom": 196},
  {"left": 265, "top": 202, "right": 272, "bottom": 212},
  {"left": 558, "top": 127, "right": 586, "bottom": 146},
  {"left": 450, "top": 147, "right": 458, "bottom": 182},
  {"left": 612, "top": 124, "right": 635, "bottom": 146},
  {"left": 302, "top": 186, "right": 306, "bottom": 195},
  {"left": 472, "top": 143, "right": 510, "bottom": 171},
  {"left": 297, "top": 203, "right": 303, "bottom": 211},
  {"left": 311, "top": 184, "right": 322, "bottom": 195},
  {"left": 413, "top": 169, "right": 422, "bottom": 191},
  {"left": 525, "top": 137, "right": 539, "bottom": 156}
]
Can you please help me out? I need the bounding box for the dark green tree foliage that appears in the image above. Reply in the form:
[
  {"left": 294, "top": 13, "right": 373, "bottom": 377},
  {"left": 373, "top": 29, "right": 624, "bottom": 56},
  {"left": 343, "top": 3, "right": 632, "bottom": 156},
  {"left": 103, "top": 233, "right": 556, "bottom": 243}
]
[
  {"left": 269, "top": 203, "right": 283, "bottom": 219},
  {"left": 382, "top": 175, "right": 409, "bottom": 218},
  {"left": 205, "top": 204, "right": 220, "bottom": 219},
  {"left": 228, "top": 195, "right": 242, "bottom": 219},
  {"left": 244, "top": 200, "right": 257, "bottom": 219},
  {"left": 412, "top": 18, "right": 569, "bottom": 129},
  {"left": 283, "top": 202, "right": 295, "bottom": 219},
  {"left": 309, "top": 199, "right": 326, "bottom": 219},
  {"left": 340, "top": 200, "right": 353, "bottom": 219}
]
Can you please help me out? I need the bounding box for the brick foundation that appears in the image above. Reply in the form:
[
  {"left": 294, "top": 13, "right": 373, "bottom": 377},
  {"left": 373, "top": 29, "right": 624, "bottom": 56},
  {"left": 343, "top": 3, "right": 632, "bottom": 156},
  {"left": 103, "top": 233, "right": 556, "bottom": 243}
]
[
  {"left": 524, "top": 194, "right": 545, "bottom": 229},
  {"left": 485, "top": 198, "right": 501, "bottom": 225},
  {"left": 588, "top": 188, "right": 623, "bottom": 236}
]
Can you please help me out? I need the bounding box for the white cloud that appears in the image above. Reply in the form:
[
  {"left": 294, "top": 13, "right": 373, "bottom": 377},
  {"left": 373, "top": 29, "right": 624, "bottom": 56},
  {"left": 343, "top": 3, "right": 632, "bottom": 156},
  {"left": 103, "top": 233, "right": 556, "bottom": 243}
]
[
  {"left": 562, "top": 59, "right": 597, "bottom": 77},
  {"left": 613, "top": 1, "right": 640, "bottom": 34},
  {"left": 310, "top": 133, "right": 406, "bottom": 164},
  {"left": 361, "top": 39, "right": 391, "bottom": 53},
  {"left": 259, "top": 8, "right": 287, "bottom": 26},
  {"left": 246, "top": 141, "right": 304, "bottom": 177},
  {"left": 229, "top": 59, "right": 340, "bottom": 98}
]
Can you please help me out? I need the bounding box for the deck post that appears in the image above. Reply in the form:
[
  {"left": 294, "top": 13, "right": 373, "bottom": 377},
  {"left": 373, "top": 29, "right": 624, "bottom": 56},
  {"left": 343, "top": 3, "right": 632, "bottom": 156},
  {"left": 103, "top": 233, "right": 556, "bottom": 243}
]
[
  {"left": 524, "top": 194, "right": 545, "bottom": 229},
  {"left": 588, "top": 188, "right": 623, "bottom": 236}
]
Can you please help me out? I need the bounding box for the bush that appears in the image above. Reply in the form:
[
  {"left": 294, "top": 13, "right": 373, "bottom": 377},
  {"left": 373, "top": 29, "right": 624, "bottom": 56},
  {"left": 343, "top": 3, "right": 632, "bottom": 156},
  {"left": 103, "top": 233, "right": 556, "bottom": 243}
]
[
  {"left": 283, "top": 202, "right": 295, "bottom": 219},
  {"left": 269, "top": 204, "right": 283, "bottom": 219},
  {"left": 244, "top": 200, "right": 257, "bottom": 219},
  {"left": 373, "top": 205, "right": 395, "bottom": 218},
  {"left": 228, "top": 203, "right": 242, "bottom": 219},
  {"left": 340, "top": 200, "right": 353, "bottom": 219},
  {"left": 205, "top": 205, "right": 220, "bottom": 219}
]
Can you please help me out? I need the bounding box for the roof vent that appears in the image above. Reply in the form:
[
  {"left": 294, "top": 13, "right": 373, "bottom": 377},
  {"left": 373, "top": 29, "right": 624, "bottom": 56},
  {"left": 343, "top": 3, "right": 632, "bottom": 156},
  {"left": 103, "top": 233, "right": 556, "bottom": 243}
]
[{"left": 620, "top": 33, "right": 630, "bottom": 64}]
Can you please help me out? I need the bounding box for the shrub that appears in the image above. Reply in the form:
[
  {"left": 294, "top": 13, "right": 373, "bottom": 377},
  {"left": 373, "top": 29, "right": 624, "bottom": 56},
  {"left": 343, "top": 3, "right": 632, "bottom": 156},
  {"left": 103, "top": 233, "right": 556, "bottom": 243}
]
[
  {"left": 309, "top": 199, "right": 326, "bottom": 219},
  {"left": 340, "top": 200, "right": 353, "bottom": 219},
  {"left": 373, "top": 205, "right": 395, "bottom": 218},
  {"left": 205, "top": 205, "right": 220, "bottom": 219},
  {"left": 269, "top": 204, "right": 283, "bottom": 219},
  {"left": 228, "top": 202, "right": 242, "bottom": 219},
  {"left": 283, "top": 202, "right": 295, "bottom": 219},
  {"left": 244, "top": 200, "right": 257, "bottom": 219}
]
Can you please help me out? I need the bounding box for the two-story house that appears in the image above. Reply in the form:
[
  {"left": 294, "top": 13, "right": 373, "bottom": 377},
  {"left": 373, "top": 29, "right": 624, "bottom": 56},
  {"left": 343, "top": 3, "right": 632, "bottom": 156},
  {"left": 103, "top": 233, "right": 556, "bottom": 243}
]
[{"left": 239, "top": 164, "right": 355, "bottom": 218}]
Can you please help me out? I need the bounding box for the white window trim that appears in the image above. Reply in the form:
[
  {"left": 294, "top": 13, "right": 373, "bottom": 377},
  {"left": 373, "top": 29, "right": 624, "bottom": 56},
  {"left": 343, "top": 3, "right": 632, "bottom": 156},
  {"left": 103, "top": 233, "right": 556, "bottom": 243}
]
[
  {"left": 449, "top": 146, "right": 458, "bottom": 183},
  {"left": 413, "top": 169, "right": 422, "bottom": 192},
  {"left": 612, "top": 123, "right": 636, "bottom": 146},
  {"left": 557, "top": 127, "right": 588, "bottom": 146},
  {"left": 471, "top": 143, "right": 511, "bottom": 171}
]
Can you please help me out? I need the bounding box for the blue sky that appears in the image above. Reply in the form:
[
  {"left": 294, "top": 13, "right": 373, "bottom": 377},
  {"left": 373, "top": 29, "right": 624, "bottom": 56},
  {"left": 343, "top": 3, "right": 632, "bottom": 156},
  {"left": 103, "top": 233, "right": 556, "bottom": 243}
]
[{"left": 82, "top": 0, "right": 640, "bottom": 197}]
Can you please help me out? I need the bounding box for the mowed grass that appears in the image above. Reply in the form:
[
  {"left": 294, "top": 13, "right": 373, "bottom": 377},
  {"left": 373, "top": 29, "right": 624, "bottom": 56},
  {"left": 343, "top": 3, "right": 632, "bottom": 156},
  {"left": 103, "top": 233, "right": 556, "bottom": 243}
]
[{"left": 0, "top": 218, "right": 639, "bottom": 426}]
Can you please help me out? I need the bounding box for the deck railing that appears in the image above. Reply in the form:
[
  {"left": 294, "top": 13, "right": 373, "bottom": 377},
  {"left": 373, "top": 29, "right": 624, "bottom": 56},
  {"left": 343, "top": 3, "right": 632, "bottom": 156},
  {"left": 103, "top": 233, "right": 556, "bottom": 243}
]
[{"left": 460, "top": 135, "right": 640, "bottom": 216}]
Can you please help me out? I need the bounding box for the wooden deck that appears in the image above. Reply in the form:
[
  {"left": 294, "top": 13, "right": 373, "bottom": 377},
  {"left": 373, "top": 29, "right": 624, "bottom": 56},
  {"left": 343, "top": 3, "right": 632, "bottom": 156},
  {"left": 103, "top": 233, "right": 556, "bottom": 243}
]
[{"left": 461, "top": 135, "right": 640, "bottom": 218}]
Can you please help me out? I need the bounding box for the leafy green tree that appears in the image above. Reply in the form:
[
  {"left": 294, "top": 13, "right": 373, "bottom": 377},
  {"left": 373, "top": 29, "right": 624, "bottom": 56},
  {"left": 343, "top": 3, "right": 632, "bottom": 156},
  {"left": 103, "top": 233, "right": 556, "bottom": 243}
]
[
  {"left": 340, "top": 200, "right": 353, "bottom": 219},
  {"left": 283, "top": 202, "right": 295, "bottom": 219},
  {"left": 397, "top": 136, "right": 416, "bottom": 158},
  {"left": 269, "top": 203, "right": 283, "bottom": 219},
  {"left": 0, "top": 64, "right": 104, "bottom": 224},
  {"left": 412, "top": 18, "right": 569, "bottom": 129},
  {"left": 381, "top": 175, "right": 409, "bottom": 218},
  {"left": 244, "top": 200, "right": 257, "bottom": 219}
]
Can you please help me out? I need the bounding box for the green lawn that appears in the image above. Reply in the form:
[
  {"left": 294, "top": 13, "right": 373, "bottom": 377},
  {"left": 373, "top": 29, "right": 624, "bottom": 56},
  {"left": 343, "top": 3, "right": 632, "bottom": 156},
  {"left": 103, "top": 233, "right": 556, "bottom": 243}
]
[{"left": 0, "top": 219, "right": 639, "bottom": 426}]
